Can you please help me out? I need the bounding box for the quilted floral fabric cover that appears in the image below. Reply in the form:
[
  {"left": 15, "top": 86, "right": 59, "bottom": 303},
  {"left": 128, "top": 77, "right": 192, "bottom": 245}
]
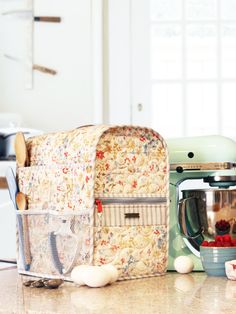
[{"left": 16, "top": 125, "right": 169, "bottom": 280}]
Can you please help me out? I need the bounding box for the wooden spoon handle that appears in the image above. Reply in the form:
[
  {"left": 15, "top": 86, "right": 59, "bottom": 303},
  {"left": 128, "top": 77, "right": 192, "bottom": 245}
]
[
  {"left": 22, "top": 216, "right": 31, "bottom": 266},
  {"left": 16, "top": 192, "right": 31, "bottom": 266}
]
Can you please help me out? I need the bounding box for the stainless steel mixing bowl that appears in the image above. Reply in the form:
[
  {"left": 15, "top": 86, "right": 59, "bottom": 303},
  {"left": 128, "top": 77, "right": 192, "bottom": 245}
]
[{"left": 179, "top": 189, "right": 236, "bottom": 241}]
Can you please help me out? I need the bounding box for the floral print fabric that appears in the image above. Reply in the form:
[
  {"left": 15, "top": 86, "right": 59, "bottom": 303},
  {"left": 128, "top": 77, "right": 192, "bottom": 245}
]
[
  {"left": 18, "top": 165, "right": 95, "bottom": 211},
  {"left": 93, "top": 225, "right": 168, "bottom": 279},
  {"left": 95, "top": 127, "right": 168, "bottom": 197},
  {"left": 16, "top": 125, "right": 169, "bottom": 280}
]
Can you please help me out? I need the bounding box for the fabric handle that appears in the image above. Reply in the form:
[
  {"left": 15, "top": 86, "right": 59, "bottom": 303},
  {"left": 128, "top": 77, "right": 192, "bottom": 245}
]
[{"left": 48, "top": 229, "right": 82, "bottom": 275}]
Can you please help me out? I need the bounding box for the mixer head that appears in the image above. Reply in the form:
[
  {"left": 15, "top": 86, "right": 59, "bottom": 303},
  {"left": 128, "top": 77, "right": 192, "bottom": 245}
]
[
  {"left": 167, "top": 135, "right": 236, "bottom": 165},
  {"left": 167, "top": 135, "right": 236, "bottom": 188}
]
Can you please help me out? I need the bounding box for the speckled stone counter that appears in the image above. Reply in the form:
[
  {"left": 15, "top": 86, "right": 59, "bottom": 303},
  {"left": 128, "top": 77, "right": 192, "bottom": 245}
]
[{"left": 0, "top": 268, "right": 235, "bottom": 314}]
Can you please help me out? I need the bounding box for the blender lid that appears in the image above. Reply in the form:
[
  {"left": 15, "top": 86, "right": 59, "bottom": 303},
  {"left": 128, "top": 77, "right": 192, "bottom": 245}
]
[{"left": 203, "top": 176, "right": 236, "bottom": 188}]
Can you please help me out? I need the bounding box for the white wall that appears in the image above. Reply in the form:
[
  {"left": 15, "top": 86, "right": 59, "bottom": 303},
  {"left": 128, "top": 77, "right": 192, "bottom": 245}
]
[
  {"left": 105, "top": 0, "right": 132, "bottom": 124},
  {"left": 0, "top": 0, "right": 102, "bottom": 132},
  {"left": 104, "top": 0, "right": 150, "bottom": 126},
  {"left": 0, "top": 0, "right": 148, "bottom": 131}
]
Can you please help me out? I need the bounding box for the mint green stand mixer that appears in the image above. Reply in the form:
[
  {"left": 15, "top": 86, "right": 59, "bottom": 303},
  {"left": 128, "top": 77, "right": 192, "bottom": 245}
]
[{"left": 166, "top": 135, "right": 236, "bottom": 270}]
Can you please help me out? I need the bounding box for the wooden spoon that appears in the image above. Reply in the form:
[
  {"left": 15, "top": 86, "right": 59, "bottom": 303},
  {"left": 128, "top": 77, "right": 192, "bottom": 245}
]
[
  {"left": 16, "top": 192, "right": 28, "bottom": 210},
  {"left": 16, "top": 192, "right": 31, "bottom": 266},
  {"left": 14, "top": 132, "right": 29, "bottom": 167}
]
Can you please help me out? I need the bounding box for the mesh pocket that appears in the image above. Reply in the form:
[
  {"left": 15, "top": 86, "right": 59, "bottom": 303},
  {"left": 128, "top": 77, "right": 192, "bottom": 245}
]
[{"left": 16, "top": 211, "right": 92, "bottom": 277}]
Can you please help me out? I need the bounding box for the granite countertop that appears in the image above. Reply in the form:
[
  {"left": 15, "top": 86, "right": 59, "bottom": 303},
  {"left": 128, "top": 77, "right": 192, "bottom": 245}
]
[{"left": 0, "top": 268, "right": 235, "bottom": 314}]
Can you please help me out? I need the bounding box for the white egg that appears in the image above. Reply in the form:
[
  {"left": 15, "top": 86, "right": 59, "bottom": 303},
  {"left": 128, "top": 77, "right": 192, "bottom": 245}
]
[
  {"left": 174, "top": 256, "right": 194, "bottom": 274},
  {"left": 71, "top": 265, "right": 89, "bottom": 285},
  {"left": 101, "top": 264, "right": 119, "bottom": 283},
  {"left": 83, "top": 266, "right": 111, "bottom": 288}
]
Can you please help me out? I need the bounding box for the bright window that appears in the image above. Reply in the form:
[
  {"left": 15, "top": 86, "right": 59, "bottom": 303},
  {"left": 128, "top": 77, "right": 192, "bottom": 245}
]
[{"left": 150, "top": 0, "right": 236, "bottom": 138}]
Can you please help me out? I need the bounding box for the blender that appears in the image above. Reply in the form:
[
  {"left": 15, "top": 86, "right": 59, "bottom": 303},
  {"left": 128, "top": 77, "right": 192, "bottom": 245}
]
[{"left": 167, "top": 135, "right": 236, "bottom": 270}]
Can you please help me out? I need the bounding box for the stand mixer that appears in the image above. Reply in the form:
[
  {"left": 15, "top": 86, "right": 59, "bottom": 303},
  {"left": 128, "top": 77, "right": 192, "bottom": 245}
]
[{"left": 167, "top": 135, "right": 236, "bottom": 270}]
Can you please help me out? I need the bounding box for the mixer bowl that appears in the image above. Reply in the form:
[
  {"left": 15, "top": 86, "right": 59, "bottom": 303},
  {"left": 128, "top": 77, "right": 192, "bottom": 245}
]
[{"left": 179, "top": 189, "right": 236, "bottom": 244}]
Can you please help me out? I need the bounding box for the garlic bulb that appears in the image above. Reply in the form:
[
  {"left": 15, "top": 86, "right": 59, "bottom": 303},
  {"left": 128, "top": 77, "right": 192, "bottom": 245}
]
[
  {"left": 71, "top": 265, "right": 88, "bottom": 286},
  {"left": 101, "top": 264, "right": 119, "bottom": 283},
  {"left": 82, "top": 266, "right": 111, "bottom": 288},
  {"left": 71, "top": 264, "right": 119, "bottom": 288}
]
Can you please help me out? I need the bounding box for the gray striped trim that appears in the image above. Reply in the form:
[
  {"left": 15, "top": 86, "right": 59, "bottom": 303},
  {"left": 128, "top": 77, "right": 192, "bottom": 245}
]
[{"left": 94, "top": 204, "right": 167, "bottom": 227}]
